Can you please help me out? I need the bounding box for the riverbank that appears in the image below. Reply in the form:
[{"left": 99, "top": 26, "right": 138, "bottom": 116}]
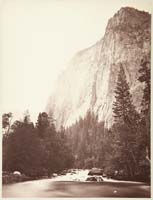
[
  {"left": 3, "top": 169, "right": 150, "bottom": 185},
  {"left": 2, "top": 174, "right": 34, "bottom": 184}
]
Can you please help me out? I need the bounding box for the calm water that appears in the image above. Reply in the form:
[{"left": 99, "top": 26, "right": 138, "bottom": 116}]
[{"left": 3, "top": 170, "right": 150, "bottom": 198}]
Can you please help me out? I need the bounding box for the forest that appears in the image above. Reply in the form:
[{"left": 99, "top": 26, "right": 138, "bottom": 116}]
[
  {"left": 2, "top": 58, "right": 150, "bottom": 182},
  {"left": 3, "top": 112, "right": 74, "bottom": 178}
]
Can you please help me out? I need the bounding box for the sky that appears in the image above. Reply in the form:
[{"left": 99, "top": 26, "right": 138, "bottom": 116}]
[{"left": 1, "top": 0, "right": 152, "bottom": 122}]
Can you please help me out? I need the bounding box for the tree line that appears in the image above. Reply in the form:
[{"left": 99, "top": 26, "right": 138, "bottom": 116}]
[
  {"left": 2, "top": 56, "right": 150, "bottom": 182},
  {"left": 3, "top": 112, "right": 74, "bottom": 177}
]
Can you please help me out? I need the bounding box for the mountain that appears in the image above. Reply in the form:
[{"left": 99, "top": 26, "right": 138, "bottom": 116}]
[{"left": 46, "top": 7, "right": 151, "bottom": 129}]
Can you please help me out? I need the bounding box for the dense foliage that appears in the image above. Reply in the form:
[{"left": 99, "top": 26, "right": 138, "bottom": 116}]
[
  {"left": 3, "top": 112, "right": 74, "bottom": 177},
  {"left": 110, "top": 65, "right": 149, "bottom": 180},
  {"left": 66, "top": 111, "right": 109, "bottom": 169}
]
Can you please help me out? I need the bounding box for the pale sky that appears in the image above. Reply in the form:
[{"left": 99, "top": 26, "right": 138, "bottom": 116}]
[{"left": 1, "top": 0, "right": 152, "bottom": 122}]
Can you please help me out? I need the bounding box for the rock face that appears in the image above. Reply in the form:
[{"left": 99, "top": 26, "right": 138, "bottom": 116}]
[{"left": 46, "top": 7, "right": 151, "bottom": 129}]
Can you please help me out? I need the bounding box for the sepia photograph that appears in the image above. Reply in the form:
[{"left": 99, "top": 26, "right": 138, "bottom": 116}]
[{"left": 1, "top": 0, "right": 152, "bottom": 198}]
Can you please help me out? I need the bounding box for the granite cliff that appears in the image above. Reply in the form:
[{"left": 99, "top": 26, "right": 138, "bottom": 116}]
[{"left": 46, "top": 7, "right": 151, "bottom": 129}]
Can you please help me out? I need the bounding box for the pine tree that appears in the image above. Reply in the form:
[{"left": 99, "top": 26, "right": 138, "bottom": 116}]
[
  {"left": 36, "top": 112, "right": 51, "bottom": 138},
  {"left": 113, "top": 65, "right": 139, "bottom": 129},
  {"left": 2, "top": 112, "right": 13, "bottom": 134},
  {"left": 112, "top": 64, "right": 140, "bottom": 177},
  {"left": 138, "top": 57, "right": 150, "bottom": 159}
]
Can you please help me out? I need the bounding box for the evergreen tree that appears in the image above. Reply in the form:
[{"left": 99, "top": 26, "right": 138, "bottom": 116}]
[
  {"left": 36, "top": 112, "right": 56, "bottom": 136},
  {"left": 138, "top": 57, "right": 150, "bottom": 159},
  {"left": 113, "top": 65, "right": 139, "bottom": 129},
  {"left": 23, "top": 110, "right": 31, "bottom": 124},
  {"left": 35, "top": 111, "right": 73, "bottom": 176},
  {"left": 2, "top": 112, "right": 13, "bottom": 134},
  {"left": 66, "top": 111, "right": 106, "bottom": 169},
  {"left": 4, "top": 118, "right": 44, "bottom": 176},
  {"left": 112, "top": 64, "right": 140, "bottom": 177},
  {"left": 36, "top": 112, "right": 50, "bottom": 138}
]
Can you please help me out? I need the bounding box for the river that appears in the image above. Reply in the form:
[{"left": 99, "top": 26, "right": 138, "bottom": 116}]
[{"left": 2, "top": 170, "right": 150, "bottom": 198}]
